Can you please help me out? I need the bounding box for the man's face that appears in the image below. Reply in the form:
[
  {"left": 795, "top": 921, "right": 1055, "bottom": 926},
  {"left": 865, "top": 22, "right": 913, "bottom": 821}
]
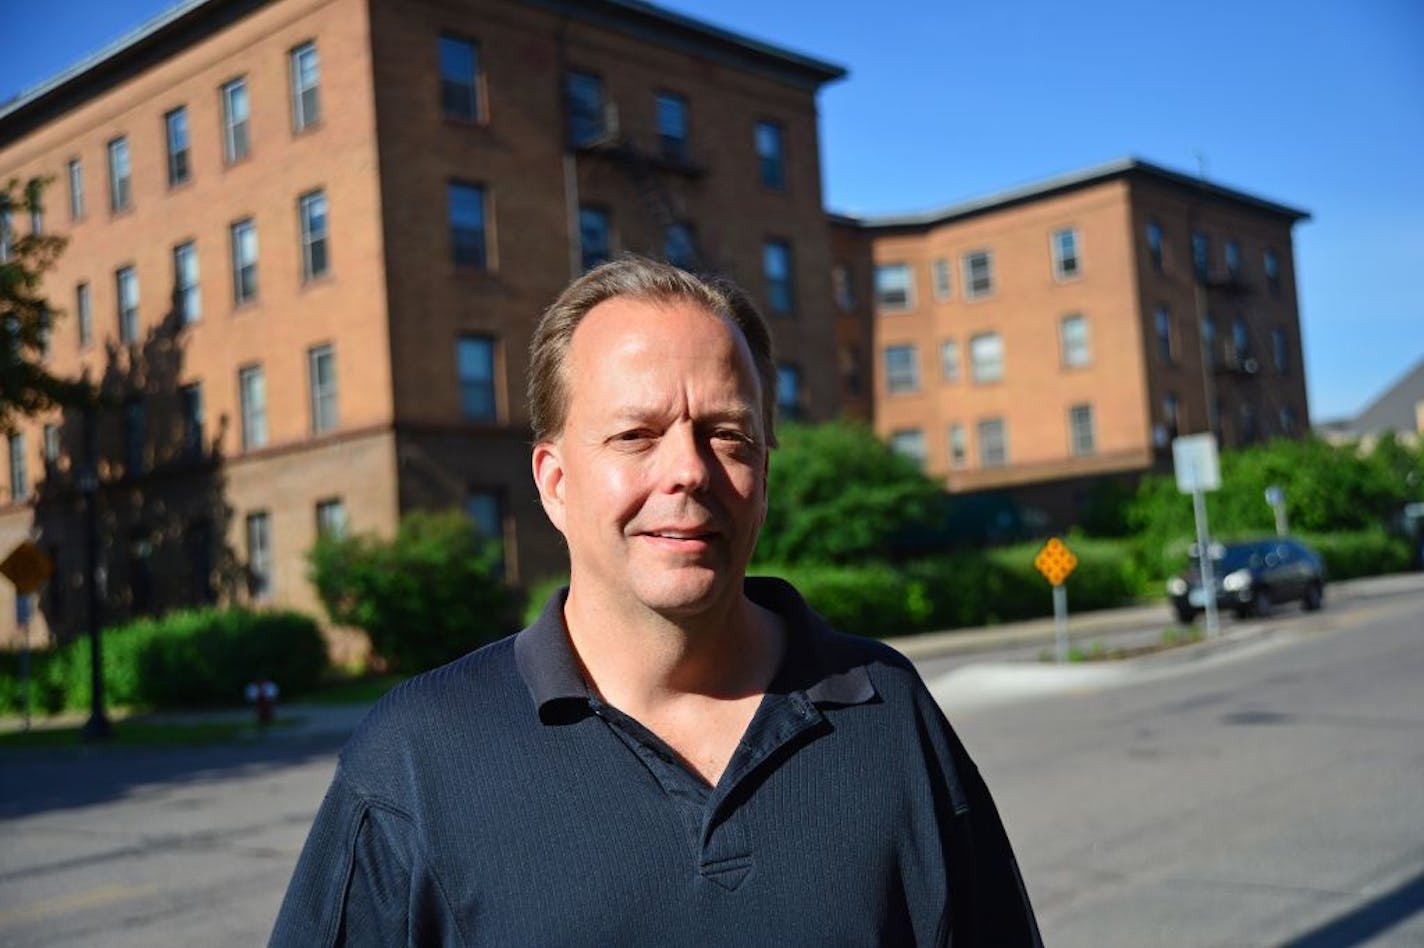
[{"left": 532, "top": 295, "right": 769, "bottom": 620}]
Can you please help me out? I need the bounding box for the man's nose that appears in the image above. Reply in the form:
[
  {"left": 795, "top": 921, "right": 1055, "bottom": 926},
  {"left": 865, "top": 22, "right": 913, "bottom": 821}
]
[{"left": 658, "top": 424, "right": 712, "bottom": 493}]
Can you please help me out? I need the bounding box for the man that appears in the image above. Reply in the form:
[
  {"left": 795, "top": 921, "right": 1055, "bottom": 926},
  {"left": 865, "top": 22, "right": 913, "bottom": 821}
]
[{"left": 271, "top": 257, "right": 1041, "bottom": 946}]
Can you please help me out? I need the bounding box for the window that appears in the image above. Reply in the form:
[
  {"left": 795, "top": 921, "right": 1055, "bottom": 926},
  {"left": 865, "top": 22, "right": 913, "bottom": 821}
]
[
  {"left": 1232, "top": 316, "right": 1251, "bottom": 362},
  {"left": 124, "top": 398, "right": 145, "bottom": 474},
  {"left": 37, "top": 310, "right": 51, "bottom": 359},
  {"left": 832, "top": 264, "right": 854, "bottom": 311},
  {"left": 656, "top": 92, "right": 689, "bottom": 162},
  {"left": 68, "top": 158, "right": 83, "bottom": 220},
  {"left": 439, "top": 35, "right": 480, "bottom": 122},
  {"left": 763, "top": 240, "right": 793, "bottom": 314},
  {"left": 566, "top": 71, "right": 605, "bottom": 147},
  {"left": 76, "top": 282, "right": 92, "bottom": 347},
  {"left": 30, "top": 198, "right": 42, "bottom": 236},
  {"left": 1164, "top": 393, "right": 1180, "bottom": 441},
  {"left": 969, "top": 332, "right": 1003, "bottom": 384},
  {"left": 308, "top": 344, "right": 338, "bottom": 434},
  {"left": 948, "top": 424, "right": 967, "bottom": 468},
  {"left": 963, "top": 250, "right": 993, "bottom": 298},
  {"left": 579, "top": 206, "right": 611, "bottom": 271},
  {"left": 246, "top": 511, "right": 272, "bottom": 600},
  {"left": 165, "top": 107, "right": 190, "bottom": 185},
  {"left": 754, "top": 121, "right": 785, "bottom": 190},
  {"left": 1060, "top": 314, "right": 1090, "bottom": 368},
  {"left": 448, "top": 182, "right": 487, "bottom": 268},
  {"left": 1191, "top": 230, "right": 1209, "bottom": 281},
  {"left": 290, "top": 42, "right": 321, "bottom": 131},
  {"left": 776, "top": 363, "right": 801, "bottom": 420},
  {"left": 889, "top": 429, "right": 926, "bottom": 469},
  {"left": 874, "top": 264, "right": 913, "bottom": 311},
  {"left": 173, "top": 241, "right": 200, "bottom": 323},
  {"left": 1069, "top": 404, "right": 1095, "bottom": 456},
  {"left": 457, "top": 335, "right": 496, "bottom": 421},
  {"left": 841, "top": 344, "right": 863, "bottom": 397},
  {"left": 221, "top": 78, "right": 250, "bottom": 162},
  {"left": 8, "top": 433, "right": 26, "bottom": 502},
  {"left": 977, "top": 418, "right": 1008, "bottom": 468},
  {"left": 239, "top": 365, "right": 267, "bottom": 449},
  {"left": 1154, "top": 306, "right": 1173, "bottom": 361},
  {"left": 230, "top": 218, "right": 258, "bottom": 303},
  {"left": 1272, "top": 327, "right": 1288, "bottom": 373},
  {"left": 181, "top": 382, "right": 204, "bottom": 458},
  {"left": 0, "top": 208, "right": 10, "bottom": 262},
  {"left": 316, "top": 498, "right": 347, "bottom": 539},
  {"left": 107, "top": 137, "right": 131, "bottom": 211},
  {"left": 43, "top": 424, "right": 59, "bottom": 469},
  {"left": 299, "top": 190, "right": 329, "bottom": 280},
  {"left": 940, "top": 339, "right": 960, "bottom": 382},
  {"left": 884, "top": 345, "right": 919, "bottom": 394},
  {"left": 1201, "top": 315, "right": 1218, "bottom": 368},
  {"left": 1146, "top": 219, "right": 1163, "bottom": 272},
  {"left": 1280, "top": 405, "right": 1297, "bottom": 435},
  {"left": 1264, "top": 249, "right": 1281, "bottom": 296},
  {"left": 1241, "top": 403, "right": 1258, "bottom": 444},
  {"left": 664, "top": 222, "right": 697, "bottom": 270},
  {"left": 1052, "top": 228, "right": 1080, "bottom": 279},
  {"left": 1225, "top": 239, "right": 1241, "bottom": 279},
  {"left": 466, "top": 489, "right": 505, "bottom": 572},
  {"left": 116, "top": 266, "right": 139, "bottom": 343},
  {"left": 932, "top": 258, "right": 952, "bottom": 299}
]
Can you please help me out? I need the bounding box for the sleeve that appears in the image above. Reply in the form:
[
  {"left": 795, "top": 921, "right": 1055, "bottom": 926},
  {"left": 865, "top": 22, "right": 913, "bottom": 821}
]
[
  {"left": 268, "top": 765, "right": 419, "bottom": 947},
  {"left": 937, "top": 715, "right": 1045, "bottom": 948}
]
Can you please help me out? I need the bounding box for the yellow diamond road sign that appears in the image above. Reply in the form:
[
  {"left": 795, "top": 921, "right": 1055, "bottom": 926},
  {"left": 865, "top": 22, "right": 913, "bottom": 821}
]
[
  {"left": 1033, "top": 537, "right": 1078, "bottom": 587},
  {"left": 1, "top": 540, "right": 54, "bottom": 595}
]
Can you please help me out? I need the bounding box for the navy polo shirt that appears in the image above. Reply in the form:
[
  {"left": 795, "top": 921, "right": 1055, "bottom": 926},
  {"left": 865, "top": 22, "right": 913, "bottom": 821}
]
[{"left": 270, "top": 578, "right": 1040, "bottom": 947}]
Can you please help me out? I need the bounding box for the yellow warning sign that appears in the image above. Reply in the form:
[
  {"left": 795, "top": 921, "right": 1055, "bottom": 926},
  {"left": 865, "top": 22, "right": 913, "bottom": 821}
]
[
  {"left": 1, "top": 540, "right": 54, "bottom": 595},
  {"left": 1033, "top": 537, "right": 1078, "bottom": 587}
]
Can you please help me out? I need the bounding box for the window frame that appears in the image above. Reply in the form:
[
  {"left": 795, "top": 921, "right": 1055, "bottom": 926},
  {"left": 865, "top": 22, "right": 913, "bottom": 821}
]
[
  {"left": 1059, "top": 313, "right": 1090, "bottom": 368},
  {"left": 173, "top": 240, "right": 200, "bottom": 323},
  {"left": 754, "top": 120, "right": 786, "bottom": 191},
  {"left": 763, "top": 238, "right": 794, "bottom": 315},
  {"left": 566, "top": 70, "right": 606, "bottom": 148},
  {"left": 948, "top": 423, "right": 968, "bottom": 469},
  {"left": 308, "top": 343, "right": 339, "bottom": 435},
  {"left": 116, "top": 265, "right": 139, "bottom": 343},
  {"left": 977, "top": 417, "right": 1008, "bottom": 468},
  {"left": 230, "top": 217, "right": 259, "bottom": 304},
  {"left": 8, "top": 433, "right": 27, "bottom": 502},
  {"left": 1154, "top": 306, "right": 1174, "bottom": 361},
  {"left": 578, "top": 205, "right": 612, "bottom": 272},
  {"left": 238, "top": 364, "right": 268, "bottom": 450},
  {"left": 1051, "top": 227, "right": 1081, "bottom": 280},
  {"left": 1146, "top": 219, "right": 1163, "bottom": 272},
  {"left": 962, "top": 250, "right": 994, "bottom": 299},
  {"left": 969, "top": 332, "right": 1004, "bottom": 384},
  {"left": 220, "top": 77, "right": 251, "bottom": 163},
  {"left": 245, "top": 510, "right": 273, "bottom": 601},
  {"left": 76, "top": 282, "right": 92, "bottom": 347},
  {"left": 180, "top": 381, "right": 204, "bottom": 458},
  {"left": 107, "top": 137, "right": 131, "bottom": 212},
  {"left": 289, "top": 41, "right": 321, "bottom": 132},
  {"left": 884, "top": 344, "right": 919, "bottom": 395},
  {"left": 889, "top": 429, "right": 927, "bottom": 469},
  {"left": 1068, "top": 403, "right": 1096, "bottom": 457},
  {"left": 940, "top": 339, "right": 960, "bottom": 383},
  {"left": 874, "top": 263, "right": 914, "bottom": 312},
  {"left": 299, "top": 190, "right": 329, "bottom": 282},
  {"left": 456, "top": 334, "right": 498, "bottom": 422},
  {"left": 663, "top": 221, "right": 697, "bottom": 271},
  {"left": 68, "top": 158, "right": 84, "bottom": 220},
  {"left": 447, "top": 181, "right": 489, "bottom": 269},
  {"left": 164, "top": 106, "right": 191, "bottom": 186},
  {"left": 775, "top": 362, "right": 801, "bottom": 421},
  {"left": 439, "top": 34, "right": 482, "bottom": 123},
  {"left": 931, "top": 257, "right": 952, "bottom": 300},
  {"left": 655, "top": 91, "right": 689, "bottom": 163},
  {"left": 316, "top": 498, "right": 348, "bottom": 540}
]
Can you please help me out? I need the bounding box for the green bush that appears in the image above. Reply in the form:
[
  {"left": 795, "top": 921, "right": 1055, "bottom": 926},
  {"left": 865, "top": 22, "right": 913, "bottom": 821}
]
[
  {"left": 761, "top": 563, "right": 932, "bottom": 637},
  {"left": 309, "top": 510, "right": 524, "bottom": 673},
  {"left": 1298, "top": 529, "right": 1412, "bottom": 581},
  {"left": 0, "top": 608, "right": 327, "bottom": 714},
  {"left": 522, "top": 573, "right": 569, "bottom": 627}
]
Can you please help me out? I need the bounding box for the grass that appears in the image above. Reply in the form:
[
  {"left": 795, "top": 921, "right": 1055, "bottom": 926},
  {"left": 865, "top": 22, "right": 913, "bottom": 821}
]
[
  {"left": 304, "top": 674, "right": 406, "bottom": 706},
  {"left": 0, "top": 716, "right": 299, "bottom": 750},
  {"left": 1038, "top": 624, "right": 1207, "bottom": 663}
]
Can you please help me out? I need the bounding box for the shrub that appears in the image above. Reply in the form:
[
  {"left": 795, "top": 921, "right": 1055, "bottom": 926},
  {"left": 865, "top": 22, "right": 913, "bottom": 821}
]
[
  {"left": 309, "top": 510, "right": 524, "bottom": 673},
  {"left": 522, "top": 573, "right": 569, "bottom": 627},
  {"left": 762, "top": 563, "right": 933, "bottom": 637},
  {"left": 1298, "top": 529, "right": 1412, "bottom": 581},
  {"left": 0, "top": 608, "right": 326, "bottom": 714}
]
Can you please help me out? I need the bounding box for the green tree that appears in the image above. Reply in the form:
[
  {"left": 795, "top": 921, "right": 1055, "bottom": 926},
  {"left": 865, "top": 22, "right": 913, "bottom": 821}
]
[
  {"left": 0, "top": 177, "right": 91, "bottom": 429},
  {"left": 308, "top": 510, "right": 523, "bottom": 673},
  {"left": 755, "top": 422, "right": 944, "bottom": 565}
]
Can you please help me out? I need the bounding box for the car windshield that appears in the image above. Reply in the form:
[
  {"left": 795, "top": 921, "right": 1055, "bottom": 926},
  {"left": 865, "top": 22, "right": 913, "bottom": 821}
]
[{"left": 1216, "top": 545, "right": 1263, "bottom": 572}]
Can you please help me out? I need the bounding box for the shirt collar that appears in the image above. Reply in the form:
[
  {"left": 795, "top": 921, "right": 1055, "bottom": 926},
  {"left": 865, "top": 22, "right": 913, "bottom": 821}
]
[{"left": 513, "top": 577, "right": 877, "bottom": 725}]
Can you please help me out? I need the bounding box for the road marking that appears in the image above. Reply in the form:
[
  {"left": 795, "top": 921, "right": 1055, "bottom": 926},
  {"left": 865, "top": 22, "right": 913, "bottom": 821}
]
[{"left": 0, "top": 881, "right": 161, "bottom": 926}]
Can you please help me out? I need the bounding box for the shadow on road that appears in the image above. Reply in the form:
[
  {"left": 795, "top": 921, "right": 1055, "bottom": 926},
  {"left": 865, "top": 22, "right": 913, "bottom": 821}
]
[
  {"left": 0, "top": 731, "right": 345, "bottom": 822},
  {"left": 1283, "top": 868, "right": 1424, "bottom": 947}
]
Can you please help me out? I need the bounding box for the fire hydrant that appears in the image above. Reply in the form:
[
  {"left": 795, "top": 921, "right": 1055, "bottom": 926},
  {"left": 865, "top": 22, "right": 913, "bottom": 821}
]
[{"left": 245, "top": 677, "right": 279, "bottom": 726}]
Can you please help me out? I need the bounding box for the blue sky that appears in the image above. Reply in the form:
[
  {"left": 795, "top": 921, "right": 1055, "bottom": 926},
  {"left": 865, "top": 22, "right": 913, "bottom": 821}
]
[{"left": 3, "top": 0, "right": 1421, "bottom": 421}]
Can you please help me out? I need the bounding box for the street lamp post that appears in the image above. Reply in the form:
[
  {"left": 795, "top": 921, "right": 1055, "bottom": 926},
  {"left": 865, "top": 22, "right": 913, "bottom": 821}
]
[{"left": 79, "top": 408, "right": 110, "bottom": 742}]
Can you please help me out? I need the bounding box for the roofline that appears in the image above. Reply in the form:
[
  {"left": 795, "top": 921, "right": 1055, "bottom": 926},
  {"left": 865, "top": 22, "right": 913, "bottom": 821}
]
[
  {"left": 1, "top": 0, "right": 845, "bottom": 142},
  {"left": 843, "top": 157, "right": 1311, "bottom": 232}
]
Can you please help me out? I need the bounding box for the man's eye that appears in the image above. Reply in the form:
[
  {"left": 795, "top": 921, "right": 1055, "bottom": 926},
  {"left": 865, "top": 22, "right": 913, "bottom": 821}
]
[
  {"left": 614, "top": 430, "right": 652, "bottom": 442},
  {"left": 713, "top": 429, "right": 753, "bottom": 444}
]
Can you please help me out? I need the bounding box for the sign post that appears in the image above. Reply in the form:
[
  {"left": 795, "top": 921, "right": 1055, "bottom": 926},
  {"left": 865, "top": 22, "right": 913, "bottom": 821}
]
[
  {"left": 1173, "top": 434, "right": 1222, "bottom": 638},
  {"left": 2, "top": 542, "right": 56, "bottom": 732},
  {"left": 1033, "top": 537, "right": 1079, "bottom": 662},
  {"left": 1265, "top": 484, "right": 1289, "bottom": 537}
]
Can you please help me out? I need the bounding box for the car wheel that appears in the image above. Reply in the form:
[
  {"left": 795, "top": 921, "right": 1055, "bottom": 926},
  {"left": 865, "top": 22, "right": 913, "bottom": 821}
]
[
  {"left": 1247, "top": 587, "right": 1271, "bottom": 619},
  {"left": 1174, "top": 605, "right": 1196, "bottom": 625},
  {"left": 1302, "top": 581, "right": 1324, "bottom": 612}
]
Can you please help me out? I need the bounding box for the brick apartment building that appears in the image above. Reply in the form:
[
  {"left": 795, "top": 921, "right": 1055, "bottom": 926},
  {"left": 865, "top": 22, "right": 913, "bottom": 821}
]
[
  {"left": 831, "top": 159, "right": 1311, "bottom": 524},
  {"left": 0, "top": 0, "right": 845, "bottom": 645}
]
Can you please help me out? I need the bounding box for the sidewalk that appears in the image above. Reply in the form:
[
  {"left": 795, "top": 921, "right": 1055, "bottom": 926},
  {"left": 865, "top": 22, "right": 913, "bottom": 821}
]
[{"left": 882, "top": 570, "right": 1424, "bottom": 661}]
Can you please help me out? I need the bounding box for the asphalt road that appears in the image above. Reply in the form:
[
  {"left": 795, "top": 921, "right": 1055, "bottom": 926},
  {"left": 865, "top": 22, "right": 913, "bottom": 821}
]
[
  {"left": 0, "top": 583, "right": 1419, "bottom": 946},
  {"left": 946, "top": 585, "right": 1424, "bottom": 946}
]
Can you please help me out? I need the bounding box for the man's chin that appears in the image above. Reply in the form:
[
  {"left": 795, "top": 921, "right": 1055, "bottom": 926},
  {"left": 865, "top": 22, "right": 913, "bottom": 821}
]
[{"left": 634, "top": 568, "right": 738, "bottom": 618}]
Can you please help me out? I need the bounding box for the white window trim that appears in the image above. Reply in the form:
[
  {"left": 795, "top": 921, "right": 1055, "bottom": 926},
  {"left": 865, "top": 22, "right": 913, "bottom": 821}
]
[
  {"left": 874, "top": 263, "right": 915, "bottom": 312},
  {"left": 962, "top": 250, "right": 994, "bottom": 300},
  {"left": 1051, "top": 227, "right": 1081, "bottom": 281}
]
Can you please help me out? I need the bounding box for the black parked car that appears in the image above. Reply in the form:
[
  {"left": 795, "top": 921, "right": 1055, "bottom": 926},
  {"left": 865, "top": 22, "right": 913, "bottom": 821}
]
[{"left": 1167, "top": 538, "right": 1326, "bottom": 624}]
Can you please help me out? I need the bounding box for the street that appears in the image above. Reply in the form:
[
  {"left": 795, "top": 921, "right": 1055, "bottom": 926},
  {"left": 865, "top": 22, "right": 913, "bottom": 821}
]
[{"left": 0, "top": 582, "right": 1420, "bottom": 946}]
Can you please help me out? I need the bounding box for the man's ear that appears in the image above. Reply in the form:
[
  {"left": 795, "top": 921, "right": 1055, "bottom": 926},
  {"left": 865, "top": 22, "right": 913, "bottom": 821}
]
[{"left": 532, "top": 440, "right": 568, "bottom": 535}]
